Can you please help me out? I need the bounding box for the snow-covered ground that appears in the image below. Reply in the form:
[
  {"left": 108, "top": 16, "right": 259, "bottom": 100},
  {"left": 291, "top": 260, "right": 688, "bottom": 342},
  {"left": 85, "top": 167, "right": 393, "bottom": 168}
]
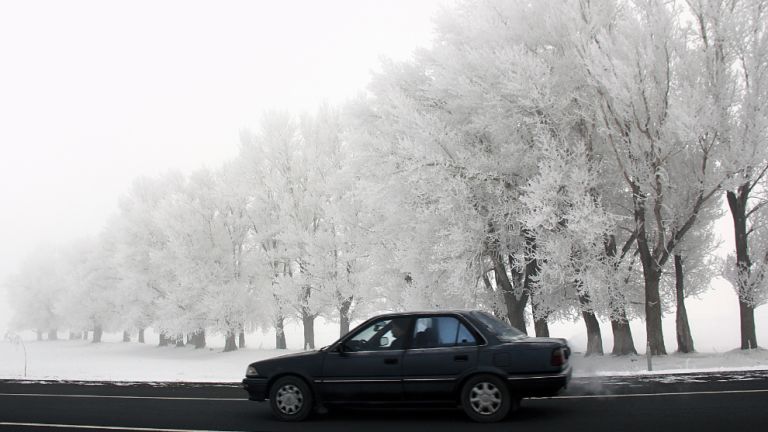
[{"left": 2, "top": 338, "right": 766, "bottom": 382}]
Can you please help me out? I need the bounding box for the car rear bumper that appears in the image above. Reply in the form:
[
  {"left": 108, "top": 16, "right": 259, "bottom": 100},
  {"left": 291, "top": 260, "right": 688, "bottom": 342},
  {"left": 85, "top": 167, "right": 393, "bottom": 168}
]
[
  {"left": 242, "top": 377, "right": 268, "bottom": 401},
  {"left": 507, "top": 364, "right": 572, "bottom": 397}
]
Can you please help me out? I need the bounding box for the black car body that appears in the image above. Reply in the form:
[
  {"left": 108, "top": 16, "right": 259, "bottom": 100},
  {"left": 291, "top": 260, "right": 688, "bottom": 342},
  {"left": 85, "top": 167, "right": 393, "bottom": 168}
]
[{"left": 243, "top": 310, "right": 571, "bottom": 422}]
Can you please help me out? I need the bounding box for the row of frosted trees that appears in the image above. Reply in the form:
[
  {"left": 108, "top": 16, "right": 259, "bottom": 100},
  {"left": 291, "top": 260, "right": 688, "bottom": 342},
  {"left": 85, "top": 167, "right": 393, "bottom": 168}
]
[{"left": 7, "top": 0, "right": 768, "bottom": 354}]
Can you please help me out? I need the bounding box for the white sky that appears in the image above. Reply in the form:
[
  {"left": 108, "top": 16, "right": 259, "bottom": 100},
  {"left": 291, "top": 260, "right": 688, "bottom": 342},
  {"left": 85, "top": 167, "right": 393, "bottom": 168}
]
[{"left": 0, "top": 0, "right": 449, "bottom": 331}]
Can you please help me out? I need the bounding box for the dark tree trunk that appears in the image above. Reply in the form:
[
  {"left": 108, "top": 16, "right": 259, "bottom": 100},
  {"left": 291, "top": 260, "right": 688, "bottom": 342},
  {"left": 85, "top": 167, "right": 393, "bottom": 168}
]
[
  {"left": 641, "top": 265, "right": 665, "bottom": 355},
  {"left": 634, "top": 193, "right": 667, "bottom": 355},
  {"left": 492, "top": 254, "right": 528, "bottom": 334},
  {"left": 275, "top": 315, "right": 287, "bottom": 349},
  {"left": 224, "top": 331, "right": 238, "bottom": 352},
  {"left": 158, "top": 332, "right": 170, "bottom": 347},
  {"left": 138, "top": 328, "right": 145, "bottom": 343},
  {"left": 123, "top": 330, "right": 131, "bottom": 343},
  {"left": 675, "top": 255, "right": 695, "bottom": 353},
  {"left": 610, "top": 308, "right": 637, "bottom": 355},
  {"left": 530, "top": 289, "right": 550, "bottom": 337},
  {"left": 727, "top": 187, "right": 758, "bottom": 349},
  {"left": 604, "top": 235, "right": 638, "bottom": 355},
  {"left": 339, "top": 296, "right": 353, "bottom": 338},
  {"left": 300, "top": 285, "right": 316, "bottom": 350},
  {"left": 523, "top": 235, "right": 543, "bottom": 336},
  {"left": 302, "top": 311, "right": 316, "bottom": 350},
  {"left": 47, "top": 329, "right": 58, "bottom": 340},
  {"left": 36, "top": 330, "right": 43, "bottom": 341},
  {"left": 92, "top": 325, "right": 103, "bottom": 343},
  {"left": 579, "top": 293, "right": 603, "bottom": 356},
  {"left": 238, "top": 330, "right": 246, "bottom": 349},
  {"left": 190, "top": 329, "right": 206, "bottom": 349}
]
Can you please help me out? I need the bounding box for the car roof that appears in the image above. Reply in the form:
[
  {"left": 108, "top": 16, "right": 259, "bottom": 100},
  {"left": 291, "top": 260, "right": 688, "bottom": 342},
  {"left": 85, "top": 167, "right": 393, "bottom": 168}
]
[{"left": 371, "top": 310, "right": 478, "bottom": 319}]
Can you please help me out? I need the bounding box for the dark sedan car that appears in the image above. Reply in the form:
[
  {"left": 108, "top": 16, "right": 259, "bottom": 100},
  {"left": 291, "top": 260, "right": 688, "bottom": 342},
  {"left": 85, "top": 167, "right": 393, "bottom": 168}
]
[{"left": 242, "top": 310, "right": 571, "bottom": 422}]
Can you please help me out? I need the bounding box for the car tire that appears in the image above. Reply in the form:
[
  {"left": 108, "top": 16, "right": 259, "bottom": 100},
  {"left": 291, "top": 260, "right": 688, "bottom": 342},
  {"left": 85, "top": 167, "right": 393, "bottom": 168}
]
[
  {"left": 460, "top": 374, "right": 511, "bottom": 423},
  {"left": 269, "top": 376, "right": 314, "bottom": 422}
]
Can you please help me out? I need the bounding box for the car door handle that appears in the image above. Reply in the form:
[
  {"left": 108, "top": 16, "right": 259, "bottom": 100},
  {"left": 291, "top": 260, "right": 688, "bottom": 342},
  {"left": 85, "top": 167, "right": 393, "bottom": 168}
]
[
  {"left": 454, "top": 355, "right": 469, "bottom": 361},
  {"left": 384, "top": 358, "right": 398, "bottom": 365}
]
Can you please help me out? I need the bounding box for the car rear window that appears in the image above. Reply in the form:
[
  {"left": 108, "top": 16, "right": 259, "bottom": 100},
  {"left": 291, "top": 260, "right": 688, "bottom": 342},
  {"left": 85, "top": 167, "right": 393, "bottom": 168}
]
[{"left": 469, "top": 311, "right": 526, "bottom": 341}]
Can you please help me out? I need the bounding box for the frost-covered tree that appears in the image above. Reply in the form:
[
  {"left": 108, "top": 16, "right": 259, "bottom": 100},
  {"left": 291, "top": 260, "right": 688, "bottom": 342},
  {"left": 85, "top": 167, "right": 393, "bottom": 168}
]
[
  {"left": 6, "top": 245, "right": 65, "bottom": 340},
  {"left": 576, "top": 0, "right": 728, "bottom": 354},
  {"left": 152, "top": 169, "right": 255, "bottom": 351},
  {"left": 686, "top": 0, "right": 768, "bottom": 349},
  {"left": 112, "top": 174, "right": 183, "bottom": 343}
]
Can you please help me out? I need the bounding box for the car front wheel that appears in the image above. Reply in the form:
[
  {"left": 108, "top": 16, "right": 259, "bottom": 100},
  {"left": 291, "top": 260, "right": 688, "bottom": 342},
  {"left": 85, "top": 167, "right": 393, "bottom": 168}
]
[
  {"left": 460, "top": 374, "right": 512, "bottom": 423},
  {"left": 269, "top": 376, "right": 313, "bottom": 421}
]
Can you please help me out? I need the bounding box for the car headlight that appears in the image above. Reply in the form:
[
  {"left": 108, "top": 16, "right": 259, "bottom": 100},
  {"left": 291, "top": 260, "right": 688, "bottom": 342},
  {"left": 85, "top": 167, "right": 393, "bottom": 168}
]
[{"left": 246, "top": 365, "right": 259, "bottom": 376}]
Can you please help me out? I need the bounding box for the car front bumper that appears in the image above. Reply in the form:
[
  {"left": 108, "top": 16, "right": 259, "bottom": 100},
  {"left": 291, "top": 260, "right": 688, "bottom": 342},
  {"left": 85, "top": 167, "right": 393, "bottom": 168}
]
[{"left": 242, "top": 377, "right": 269, "bottom": 401}]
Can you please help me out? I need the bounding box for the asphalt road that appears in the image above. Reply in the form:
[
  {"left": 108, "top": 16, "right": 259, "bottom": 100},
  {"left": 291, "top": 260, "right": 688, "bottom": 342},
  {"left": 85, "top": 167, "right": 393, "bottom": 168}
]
[{"left": 1, "top": 370, "right": 767, "bottom": 432}]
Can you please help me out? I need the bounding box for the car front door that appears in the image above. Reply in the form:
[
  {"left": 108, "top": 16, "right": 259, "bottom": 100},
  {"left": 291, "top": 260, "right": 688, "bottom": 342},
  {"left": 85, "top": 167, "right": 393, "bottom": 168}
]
[
  {"left": 319, "top": 317, "right": 410, "bottom": 403},
  {"left": 402, "top": 315, "right": 480, "bottom": 402}
]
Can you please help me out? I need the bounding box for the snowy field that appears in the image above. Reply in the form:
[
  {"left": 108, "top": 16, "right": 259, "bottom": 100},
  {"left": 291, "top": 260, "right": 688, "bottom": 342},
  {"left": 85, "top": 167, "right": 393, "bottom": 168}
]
[{"left": 2, "top": 337, "right": 767, "bottom": 382}]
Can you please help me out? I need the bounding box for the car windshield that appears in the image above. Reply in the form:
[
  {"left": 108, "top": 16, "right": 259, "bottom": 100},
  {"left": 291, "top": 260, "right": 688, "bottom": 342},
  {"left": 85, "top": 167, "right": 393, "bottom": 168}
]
[{"left": 470, "top": 311, "right": 526, "bottom": 342}]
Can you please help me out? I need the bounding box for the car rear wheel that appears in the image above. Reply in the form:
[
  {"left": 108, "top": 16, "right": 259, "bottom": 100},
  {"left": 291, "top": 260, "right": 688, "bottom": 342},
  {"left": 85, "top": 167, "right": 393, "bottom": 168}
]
[
  {"left": 269, "top": 376, "right": 313, "bottom": 421},
  {"left": 460, "top": 374, "right": 512, "bottom": 423}
]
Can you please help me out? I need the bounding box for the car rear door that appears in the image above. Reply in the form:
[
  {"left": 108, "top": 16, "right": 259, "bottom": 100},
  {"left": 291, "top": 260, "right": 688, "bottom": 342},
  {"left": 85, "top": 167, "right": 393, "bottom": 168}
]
[
  {"left": 402, "top": 315, "right": 480, "bottom": 402},
  {"left": 319, "top": 317, "right": 409, "bottom": 403}
]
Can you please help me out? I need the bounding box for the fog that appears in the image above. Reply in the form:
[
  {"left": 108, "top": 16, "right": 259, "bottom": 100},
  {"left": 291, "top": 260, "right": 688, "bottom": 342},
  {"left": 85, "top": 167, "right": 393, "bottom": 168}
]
[{"left": 0, "top": 0, "right": 447, "bottom": 334}]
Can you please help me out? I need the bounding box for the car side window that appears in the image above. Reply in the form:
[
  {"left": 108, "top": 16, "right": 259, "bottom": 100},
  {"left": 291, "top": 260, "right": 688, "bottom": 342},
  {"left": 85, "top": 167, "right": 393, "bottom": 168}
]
[
  {"left": 343, "top": 318, "right": 409, "bottom": 352},
  {"left": 411, "top": 316, "right": 477, "bottom": 348}
]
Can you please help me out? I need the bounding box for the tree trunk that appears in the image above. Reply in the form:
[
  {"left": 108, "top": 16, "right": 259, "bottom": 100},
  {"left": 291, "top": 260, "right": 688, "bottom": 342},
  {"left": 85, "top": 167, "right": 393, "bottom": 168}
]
[
  {"left": 641, "top": 266, "right": 666, "bottom": 355},
  {"left": 522, "top": 235, "right": 543, "bottom": 337},
  {"left": 339, "top": 296, "right": 353, "bottom": 338},
  {"left": 92, "top": 325, "right": 103, "bottom": 343},
  {"left": 224, "top": 331, "right": 238, "bottom": 352},
  {"left": 492, "top": 254, "right": 528, "bottom": 334},
  {"left": 122, "top": 330, "right": 131, "bottom": 343},
  {"left": 675, "top": 255, "right": 695, "bottom": 353},
  {"left": 158, "top": 332, "right": 170, "bottom": 347},
  {"left": 190, "top": 329, "right": 206, "bottom": 349},
  {"left": 238, "top": 330, "right": 246, "bottom": 349},
  {"left": 47, "top": 329, "right": 58, "bottom": 340},
  {"left": 302, "top": 311, "right": 316, "bottom": 350},
  {"left": 275, "top": 314, "right": 287, "bottom": 349},
  {"left": 610, "top": 307, "right": 637, "bottom": 355},
  {"left": 530, "top": 289, "right": 549, "bottom": 337},
  {"left": 138, "top": 328, "right": 145, "bottom": 343},
  {"left": 579, "top": 293, "right": 603, "bottom": 356},
  {"left": 727, "top": 187, "right": 758, "bottom": 349}
]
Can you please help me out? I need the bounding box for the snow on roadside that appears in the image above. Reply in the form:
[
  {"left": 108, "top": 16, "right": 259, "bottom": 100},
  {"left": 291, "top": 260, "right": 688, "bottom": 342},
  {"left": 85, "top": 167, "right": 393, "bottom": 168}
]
[
  {"left": 568, "top": 348, "right": 768, "bottom": 377},
  {"left": 1, "top": 340, "right": 767, "bottom": 382}
]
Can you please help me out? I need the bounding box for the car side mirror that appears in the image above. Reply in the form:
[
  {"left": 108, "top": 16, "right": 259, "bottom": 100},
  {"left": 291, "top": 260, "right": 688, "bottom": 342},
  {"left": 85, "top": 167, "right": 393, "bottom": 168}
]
[{"left": 379, "top": 336, "right": 389, "bottom": 347}]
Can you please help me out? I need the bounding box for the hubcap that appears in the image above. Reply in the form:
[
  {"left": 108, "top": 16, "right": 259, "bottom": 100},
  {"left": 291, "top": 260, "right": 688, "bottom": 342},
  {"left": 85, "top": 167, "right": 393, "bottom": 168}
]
[
  {"left": 275, "top": 384, "right": 304, "bottom": 415},
  {"left": 469, "top": 381, "right": 502, "bottom": 415}
]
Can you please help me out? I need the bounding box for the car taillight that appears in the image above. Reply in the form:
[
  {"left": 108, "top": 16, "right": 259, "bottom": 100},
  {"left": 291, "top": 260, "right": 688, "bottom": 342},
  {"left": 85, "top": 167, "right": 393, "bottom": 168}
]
[{"left": 551, "top": 348, "right": 565, "bottom": 367}]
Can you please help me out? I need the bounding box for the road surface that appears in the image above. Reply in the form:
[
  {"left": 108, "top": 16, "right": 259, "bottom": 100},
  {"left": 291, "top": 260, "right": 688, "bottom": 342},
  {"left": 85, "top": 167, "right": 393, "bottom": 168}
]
[{"left": 1, "top": 370, "right": 766, "bottom": 431}]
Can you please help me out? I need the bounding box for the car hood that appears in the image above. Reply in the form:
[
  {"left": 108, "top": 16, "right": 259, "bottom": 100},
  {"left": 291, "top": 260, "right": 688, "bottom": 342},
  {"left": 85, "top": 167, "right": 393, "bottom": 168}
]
[{"left": 251, "top": 349, "right": 321, "bottom": 366}]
